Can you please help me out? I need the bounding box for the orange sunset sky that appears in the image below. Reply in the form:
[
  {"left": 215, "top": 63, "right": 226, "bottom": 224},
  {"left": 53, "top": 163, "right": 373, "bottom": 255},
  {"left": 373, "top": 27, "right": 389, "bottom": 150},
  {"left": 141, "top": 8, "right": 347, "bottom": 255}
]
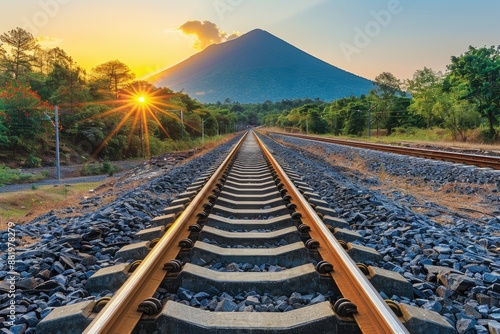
[{"left": 1, "top": 0, "right": 499, "bottom": 81}]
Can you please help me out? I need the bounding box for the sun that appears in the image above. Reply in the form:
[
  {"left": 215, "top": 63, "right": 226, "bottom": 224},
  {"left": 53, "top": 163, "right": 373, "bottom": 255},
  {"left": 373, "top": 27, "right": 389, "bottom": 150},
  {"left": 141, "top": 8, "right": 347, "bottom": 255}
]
[{"left": 83, "top": 82, "right": 188, "bottom": 158}]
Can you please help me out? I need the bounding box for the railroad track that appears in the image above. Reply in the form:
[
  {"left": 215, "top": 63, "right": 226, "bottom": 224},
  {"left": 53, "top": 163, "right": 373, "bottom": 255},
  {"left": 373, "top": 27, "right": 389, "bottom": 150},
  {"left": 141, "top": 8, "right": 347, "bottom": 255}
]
[
  {"left": 266, "top": 131, "right": 500, "bottom": 170},
  {"left": 38, "top": 131, "right": 454, "bottom": 333}
]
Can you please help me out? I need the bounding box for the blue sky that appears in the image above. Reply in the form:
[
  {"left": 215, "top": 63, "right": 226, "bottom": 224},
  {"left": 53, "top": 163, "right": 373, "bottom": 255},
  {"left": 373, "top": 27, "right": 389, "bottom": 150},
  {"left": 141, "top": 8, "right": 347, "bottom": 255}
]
[{"left": 0, "top": 0, "right": 498, "bottom": 80}]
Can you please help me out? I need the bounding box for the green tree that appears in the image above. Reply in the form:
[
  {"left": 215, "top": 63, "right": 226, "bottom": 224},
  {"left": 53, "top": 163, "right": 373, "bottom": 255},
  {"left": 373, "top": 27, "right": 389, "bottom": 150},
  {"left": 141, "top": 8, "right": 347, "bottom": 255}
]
[
  {"left": 91, "top": 60, "right": 135, "bottom": 99},
  {"left": 433, "top": 84, "right": 480, "bottom": 141},
  {"left": 343, "top": 101, "right": 368, "bottom": 136},
  {"left": 0, "top": 115, "right": 8, "bottom": 143},
  {"left": 0, "top": 80, "right": 51, "bottom": 154},
  {"left": 46, "top": 62, "right": 88, "bottom": 109},
  {"left": 407, "top": 67, "right": 444, "bottom": 128},
  {"left": 371, "top": 72, "right": 406, "bottom": 135},
  {"left": 0, "top": 28, "right": 38, "bottom": 79},
  {"left": 447, "top": 45, "right": 500, "bottom": 140}
]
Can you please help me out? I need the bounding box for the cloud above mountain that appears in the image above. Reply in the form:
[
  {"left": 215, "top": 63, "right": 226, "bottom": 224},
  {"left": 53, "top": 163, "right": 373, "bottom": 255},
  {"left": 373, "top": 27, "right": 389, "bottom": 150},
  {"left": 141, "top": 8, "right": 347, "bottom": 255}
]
[{"left": 178, "top": 20, "right": 240, "bottom": 50}]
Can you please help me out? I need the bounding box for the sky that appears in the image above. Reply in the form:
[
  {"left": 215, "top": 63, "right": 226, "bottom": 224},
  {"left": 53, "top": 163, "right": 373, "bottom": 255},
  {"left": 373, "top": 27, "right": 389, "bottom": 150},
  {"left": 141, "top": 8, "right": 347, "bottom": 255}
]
[{"left": 0, "top": 0, "right": 499, "bottom": 81}]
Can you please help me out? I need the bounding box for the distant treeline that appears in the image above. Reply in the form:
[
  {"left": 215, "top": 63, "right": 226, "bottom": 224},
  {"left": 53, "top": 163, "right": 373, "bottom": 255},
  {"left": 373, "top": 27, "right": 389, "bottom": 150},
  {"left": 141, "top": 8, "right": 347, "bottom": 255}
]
[
  {"left": 0, "top": 27, "right": 499, "bottom": 167},
  {"left": 225, "top": 48, "right": 500, "bottom": 143}
]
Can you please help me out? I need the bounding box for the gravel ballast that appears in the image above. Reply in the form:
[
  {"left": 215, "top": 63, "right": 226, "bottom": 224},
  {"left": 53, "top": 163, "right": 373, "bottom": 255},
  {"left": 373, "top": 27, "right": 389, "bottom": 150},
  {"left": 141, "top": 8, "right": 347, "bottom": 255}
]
[
  {"left": 263, "top": 133, "right": 500, "bottom": 333},
  {"left": 1, "top": 132, "right": 499, "bottom": 333}
]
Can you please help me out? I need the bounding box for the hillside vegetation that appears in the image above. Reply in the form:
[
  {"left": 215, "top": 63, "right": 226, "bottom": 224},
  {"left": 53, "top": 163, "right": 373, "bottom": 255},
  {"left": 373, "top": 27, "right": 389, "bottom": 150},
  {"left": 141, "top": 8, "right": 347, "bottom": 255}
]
[{"left": 0, "top": 28, "right": 499, "bottom": 177}]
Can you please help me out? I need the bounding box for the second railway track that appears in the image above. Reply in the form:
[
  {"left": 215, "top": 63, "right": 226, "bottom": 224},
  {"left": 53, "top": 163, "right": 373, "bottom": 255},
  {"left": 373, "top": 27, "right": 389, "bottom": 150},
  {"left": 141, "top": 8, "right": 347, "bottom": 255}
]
[
  {"left": 38, "top": 131, "right": 455, "bottom": 334},
  {"left": 266, "top": 131, "right": 500, "bottom": 170}
]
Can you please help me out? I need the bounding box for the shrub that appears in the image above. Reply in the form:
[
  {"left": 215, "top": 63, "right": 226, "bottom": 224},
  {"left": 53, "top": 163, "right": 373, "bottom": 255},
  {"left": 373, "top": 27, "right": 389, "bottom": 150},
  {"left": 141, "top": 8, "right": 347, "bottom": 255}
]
[
  {"left": 26, "top": 154, "right": 42, "bottom": 168},
  {"left": 0, "top": 165, "right": 46, "bottom": 186},
  {"left": 80, "top": 161, "right": 117, "bottom": 176}
]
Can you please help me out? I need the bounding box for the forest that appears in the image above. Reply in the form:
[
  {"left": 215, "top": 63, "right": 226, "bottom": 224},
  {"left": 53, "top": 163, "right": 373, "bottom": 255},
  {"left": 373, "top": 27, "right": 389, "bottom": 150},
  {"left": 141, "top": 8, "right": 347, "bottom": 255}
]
[{"left": 0, "top": 27, "right": 499, "bottom": 169}]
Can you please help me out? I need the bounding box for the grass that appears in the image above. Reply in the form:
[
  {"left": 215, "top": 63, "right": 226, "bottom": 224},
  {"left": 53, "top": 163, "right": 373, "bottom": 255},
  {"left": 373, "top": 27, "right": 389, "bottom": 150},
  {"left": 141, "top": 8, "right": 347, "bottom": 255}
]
[
  {"left": 0, "top": 165, "right": 48, "bottom": 186},
  {"left": 0, "top": 182, "right": 104, "bottom": 228}
]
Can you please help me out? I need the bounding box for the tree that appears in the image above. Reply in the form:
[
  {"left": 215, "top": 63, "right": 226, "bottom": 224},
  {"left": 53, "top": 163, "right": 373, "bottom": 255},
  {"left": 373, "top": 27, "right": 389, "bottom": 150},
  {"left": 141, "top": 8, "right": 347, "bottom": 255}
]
[
  {"left": 447, "top": 45, "right": 500, "bottom": 140},
  {"left": 371, "top": 72, "right": 406, "bottom": 135},
  {"left": 0, "top": 28, "right": 38, "bottom": 79},
  {"left": 407, "top": 67, "right": 444, "bottom": 128},
  {"left": 32, "top": 46, "right": 73, "bottom": 75},
  {"left": 0, "top": 117, "right": 8, "bottom": 143},
  {"left": 0, "top": 80, "right": 51, "bottom": 154},
  {"left": 46, "top": 62, "right": 88, "bottom": 109},
  {"left": 433, "top": 84, "right": 480, "bottom": 141},
  {"left": 91, "top": 60, "right": 135, "bottom": 99},
  {"left": 342, "top": 100, "right": 368, "bottom": 136}
]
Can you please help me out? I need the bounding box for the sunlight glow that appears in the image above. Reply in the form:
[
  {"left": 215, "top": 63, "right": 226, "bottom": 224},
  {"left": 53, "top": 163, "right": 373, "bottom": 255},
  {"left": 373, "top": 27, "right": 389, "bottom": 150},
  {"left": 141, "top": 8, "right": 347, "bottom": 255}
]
[{"left": 83, "top": 83, "right": 190, "bottom": 158}]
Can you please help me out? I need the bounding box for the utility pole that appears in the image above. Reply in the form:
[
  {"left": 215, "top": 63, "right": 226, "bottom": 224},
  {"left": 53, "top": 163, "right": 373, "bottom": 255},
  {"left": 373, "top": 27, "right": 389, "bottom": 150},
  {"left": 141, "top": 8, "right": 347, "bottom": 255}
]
[
  {"left": 55, "top": 106, "right": 61, "bottom": 179},
  {"left": 45, "top": 107, "right": 61, "bottom": 179},
  {"left": 180, "top": 110, "right": 184, "bottom": 140},
  {"left": 367, "top": 102, "right": 371, "bottom": 139},
  {"left": 201, "top": 117, "right": 206, "bottom": 145},
  {"left": 140, "top": 120, "right": 145, "bottom": 158}
]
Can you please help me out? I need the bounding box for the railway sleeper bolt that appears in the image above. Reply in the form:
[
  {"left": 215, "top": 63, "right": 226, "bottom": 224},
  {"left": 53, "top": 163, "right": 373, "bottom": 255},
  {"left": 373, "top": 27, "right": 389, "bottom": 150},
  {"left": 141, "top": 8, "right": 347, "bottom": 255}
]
[
  {"left": 212, "top": 188, "right": 221, "bottom": 196},
  {"left": 333, "top": 298, "right": 358, "bottom": 317},
  {"left": 356, "top": 263, "right": 370, "bottom": 275},
  {"left": 148, "top": 238, "right": 161, "bottom": 249},
  {"left": 309, "top": 203, "right": 317, "bottom": 209},
  {"left": 178, "top": 238, "right": 194, "bottom": 249},
  {"left": 163, "top": 259, "right": 183, "bottom": 273},
  {"left": 286, "top": 203, "right": 297, "bottom": 210},
  {"left": 279, "top": 188, "right": 288, "bottom": 196},
  {"left": 276, "top": 182, "right": 285, "bottom": 190},
  {"left": 385, "top": 299, "right": 403, "bottom": 317},
  {"left": 316, "top": 260, "right": 334, "bottom": 275},
  {"left": 188, "top": 223, "right": 202, "bottom": 232},
  {"left": 215, "top": 182, "right": 224, "bottom": 190},
  {"left": 196, "top": 211, "right": 209, "bottom": 222},
  {"left": 316, "top": 211, "right": 325, "bottom": 220},
  {"left": 202, "top": 202, "right": 214, "bottom": 212},
  {"left": 305, "top": 239, "right": 320, "bottom": 250},
  {"left": 291, "top": 212, "right": 302, "bottom": 221},
  {"left": 337, "top": 239, "right": 348, "bottom": 249},
  {"left": 93, "top": 297, "right": 111, "bottom": 313},
  {"left": 274, "top": 178, "right": 281, "bottom": 185},
  {"left": 128, "top": 260, "right": 143, "bottom": 273},
  {"left": 282, "top": 194, "right": 292, "bottom": 202},
  {"left": 137, "top": 298, "right": 163, "bottom": 316},
  {"left": 297, "top": 224, "right": 311, "bottom": 233},
  {"left": 208, "top": 195, "right": 218, "bottom": 203}
]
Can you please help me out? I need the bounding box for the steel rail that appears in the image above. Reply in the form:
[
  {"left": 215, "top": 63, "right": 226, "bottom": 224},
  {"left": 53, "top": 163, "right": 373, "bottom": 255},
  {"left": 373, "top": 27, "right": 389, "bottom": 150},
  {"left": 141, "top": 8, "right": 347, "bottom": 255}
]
[
  {"left": 83, "top": 132, "right": 248, "bottom": 334},
  {"left": 267, "top": 131, "right": 500, "bottom": 170},
  {"left": 254, "top": 132, "right": 410, "bottom": 334}
]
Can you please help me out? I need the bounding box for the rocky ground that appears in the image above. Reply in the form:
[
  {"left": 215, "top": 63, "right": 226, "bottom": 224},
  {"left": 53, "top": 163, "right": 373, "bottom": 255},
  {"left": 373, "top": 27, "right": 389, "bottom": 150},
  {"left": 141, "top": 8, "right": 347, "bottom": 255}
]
[
  {"left": 264, "top": 133, "right": 500, "bottom": 334},
  {"left": 1, "top": 132, "right": 499, "bottom": 334}
]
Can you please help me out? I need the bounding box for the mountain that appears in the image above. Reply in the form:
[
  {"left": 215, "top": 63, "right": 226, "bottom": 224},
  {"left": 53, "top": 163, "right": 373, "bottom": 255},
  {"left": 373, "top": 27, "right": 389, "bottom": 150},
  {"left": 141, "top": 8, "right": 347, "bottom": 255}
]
[{"left": 148, "top": 29, "right": 373, "bottom": 103}]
